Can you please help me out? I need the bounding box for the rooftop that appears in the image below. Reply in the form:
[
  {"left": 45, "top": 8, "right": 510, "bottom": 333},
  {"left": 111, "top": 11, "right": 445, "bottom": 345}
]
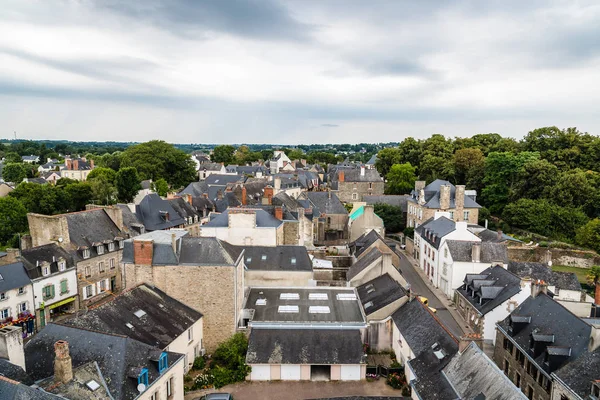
[
  {"left": 241, "top": 246, "right": 312, "bottom": 272},
  {"left": 356, "top": 274, "right": 407, "bottom": 315},
  {"left": 410, "top": 179, "right": 481, "bottom": 209},
  {"left": 0, "top": 262, "right": 33, "bottom": 293},
  {"left": 507, "top": 261, "right": 582, "bottom": 292},
  {"left": 304, "top": 191, "right": 347, "bottom": 215},
  {"left": 457, "top": 266, "right": 522, "bottom": 315},
  {"left": 445, "top": 240, "right": 508, "bottom": 264},
  {"left": 20, "top": 243, "right": 75, "bottom": 279},
  {"left": 414, "top": 217, "right": 456, "bottom": 249},
  {"left": 136, "top": 193, "right": 186, "bottom": 231},
  {"left": 203, "top": 208, "right": 282, "bottom": 228}
]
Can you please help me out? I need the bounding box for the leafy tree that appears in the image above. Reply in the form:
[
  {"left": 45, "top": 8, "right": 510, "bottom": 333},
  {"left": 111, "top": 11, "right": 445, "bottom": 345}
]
[
  {"left": 386, "top": 163, "right": 417, "bottom": 195},
  {"left": 116, "top": 167, "right": 142, "bottom": 203},
  {"left": 2, "top": 163, "right": 28, "bottom": 183},
  {"left": 153, "top": 178, "right": 169, "bottom": 197},
  {"left": 375, "top": 147, "right": 402, "bottom": 176},
  {"left": 4, "top": 152, "right": 22, "bottom": 163},
  {"left": 419, "top": 154, "right": 450, "bottom": 182},
  {"left": 87, "top": 167, "right": 117, "bottom": 184},
  {"left": 586, "top": 265, "right": 600, "bottom": 304},
  {"left": 511, "top": 159, "right": 558, "bottom": 201},
  {"left": 0, "top": 197, "right": 28, "bottom": 245},
  {"left": 547, "top": 169, "right": 598, "bottom": 213},
  {"left": 212, "top": 145, "right": 236, "bottom": 164},
  {"left": 64, "top": 182, "right": 93, "bottom": 211},
  {"left": 234, "top": 145, "right": 251, "bottom": 165},
  {"left": 452, "top": 148, "right": 485, "bottom": 189},
  {"left": 373, "top": 203, "right": 405, "bottom": 232},
  {"left": 575, "top": 219, "right": 600, "bottom": 253},
  {"left": 209, "top": 333, "right": 251, "bottom": 389},
  {"left": 55, "top": 177, "right": 79, "bottom": 187},
  {"left": 287, "top": 149, "right": 305, "bottom": 161},
  {"left": 397, "top": 137, "right": 422, "bottom": 169},
  {"left": 120, "top": 140, "right": 196, "bottom": 188},
  {"left": 96, "top": 152, "right": 122, "bottom": 171}
]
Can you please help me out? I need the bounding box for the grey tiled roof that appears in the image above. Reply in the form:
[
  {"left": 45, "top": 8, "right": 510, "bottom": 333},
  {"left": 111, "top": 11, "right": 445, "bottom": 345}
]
[
  {"left": 64, "top": 208, "right": 127, "bottom": 256},
  {"left": 0, "top": 377, "right": 62, "bottom": 399},
  {"left": 19, "top": 243, "right": 75, "bottom": 280},
  {"left": 352, "top": 229, "right": 388, "bottom": 258},
  {"left": 356, "top": 273, "right": 406, "bottom": 315},
  {"left": 414, "top": 217, "right": 456, "bottom": 249},
  {"left": 445, "top": 240, "right": 508, "bottom": 263},
  {"left": 363, "top": 195, "right": 409, "bottom": 212},
  {"left": 507, "top": 261, "right": 582, "bottom": 291},
  {"left": 304, "top": 192, "right": 347, "bottom": 215},
  {"left": 203, "top": 208, "right": 282, "bottom": 228},
  {"left": 135, "top": 193, "right": 186, "bottom": 231},
  {"left": 0, "top": 358, "right": 33, "bottom": 385},
  {"left": 410, "top": 179, "right": 481, "bottom": 209},
  {"left": 205, "top": 174, "right": 244, "bottom": 186},
  {"left": 246, "top": 329, "right": 364, "bottom": 364},
  {"left": 336, "top": 168, "right": 383, "bottom": 183},
  {"left": 179, "top": 181, "right": 209, "bottom": 197},
  {"left": 457, "top": 265, "right": 522, "bottom": 315},
  {"left": 167, "top": 197, "right": 200, "bottom": 220},
  {"left": 553, "top": 345, "right": 600, "bottom": 399},
  {"left": 0, "top": 262, "right": 32, "bottom": 292},
  {"left": 347, "top": 247, "right": 383, "bottom": 280},
  {"left": 366, "top": 154, "right": 378, "bottom": 165},
  {"left": 61, "top": 283, "right": 202, "bottom": 349},
  {"left": 241, "top": 246, "right": 312, "bottom": 272}
]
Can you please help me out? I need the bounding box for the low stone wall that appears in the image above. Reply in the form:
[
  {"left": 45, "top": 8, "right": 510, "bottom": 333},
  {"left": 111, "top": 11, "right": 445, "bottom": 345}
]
[
  {"left": 405, "top": 237, "right": 414, "bottom": 257},
  {"left": 508, "top": 247, "right": 600, "bottom": 268}
]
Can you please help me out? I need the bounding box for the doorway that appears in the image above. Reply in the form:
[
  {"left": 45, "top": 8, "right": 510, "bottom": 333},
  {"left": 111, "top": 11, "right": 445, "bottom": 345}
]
[{"left": 310, "top": 365, "right": 331, "bottom": 381}]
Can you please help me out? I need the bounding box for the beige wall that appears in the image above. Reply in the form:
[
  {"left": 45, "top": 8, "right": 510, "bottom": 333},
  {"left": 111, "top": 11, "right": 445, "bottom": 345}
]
[
  {"left": 407, "top": 199, "right": 479, "bottom": 228},
  {"left": 330, "top": 365, "right": 341, "bottom": 380},
  {"left": 270, "top": 365, "right": 281, "bottom": 380},
  {"left": 300, "top": 365, "right": 310, "bottom": 380},
  {"left": 349, "top": 207, "right": 385, "bottom": 242},
  {"left": 165, "top": 318, "right": 203, "bottom": 373},
  {"left": 77, "top": 249, "right": 123, "bottom": 308},
  {"left": 245, "top": 270, "right": 313, "bottom": 287},
  {"left": 350, "top": 254, "right": 408, "bottom": 288},
  {"left": 139, "top": 356, "right": 185, "bottom": 400}
]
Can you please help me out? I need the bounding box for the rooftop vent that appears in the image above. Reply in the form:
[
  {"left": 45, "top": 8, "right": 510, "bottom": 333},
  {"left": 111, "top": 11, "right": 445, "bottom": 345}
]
[
  {"left": 337, "top": 293, "right": 357, "bottom": 301},
  {"left": 278, "top": 305, "right": 299, "bottom": 313},
  {"left": 133, "top": 309, "right": 147, "bottom": 319},
  {"left": 309, "top": 293, "right": 328, "bottom": 300},
  {"left": 309, "top": 306, "right": 330, "bottom": 314},
  {"left": 280, "top": 293, "right": 299, "bottom": 300},
  {"left": 86, "top": 380, "right": 100, "bottom": 391}
]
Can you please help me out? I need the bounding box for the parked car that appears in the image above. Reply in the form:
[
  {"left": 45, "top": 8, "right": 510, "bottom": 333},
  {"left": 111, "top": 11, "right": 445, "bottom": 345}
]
[
  {"left": 197, "top": 394, "right": 233, "bottom": 400},
  {"left": 418, "top": 296, "right": 437, "bottom": 313}
]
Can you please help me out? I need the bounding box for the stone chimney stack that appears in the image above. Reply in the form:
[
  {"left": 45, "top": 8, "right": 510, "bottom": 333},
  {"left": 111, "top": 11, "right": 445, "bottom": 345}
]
[
  {"left": 439, "top": 185, "right": 451, "bottom": 210},
  {"left": 274, "top": 177, "right": 282, "bottom": 191},
  {"left": 338, "top": 171, "right": 345, "bottom": 182},
  {"left": 471, "top": 242, "right": 481, "bottom": 263},
  {"left": 133, "top": 240, "right": 154, "bottom": 265},
  {"left": 241, "top": 186, "right": 247, "bottom": 206},
  {"left": 72, "top": 159, "right": 79, "bottom": 171},
  {"left": 171, "top": 233, "right": 177, "bottom": 254},
  {"left": 65, "top": 158, "right": 72, "bottom": 170},
  {"left": 217, "top": 190, "right": 223, "bottom": 200},
  {"left": 590, "top": 324, "right": 600, "bottom": 352},
  {"left": 0, "top": 326, "right": 26, "bottom": 371},
  {"left": 531, "top": 279, "right": 548, "bottom": 298},
  {"left": 274, "top": 206, "right": 283, "bottom": 220},
  {"left": 455, "top": 185, "right": 465, "bottom": 219},
  {"left": 54, "top": 340, "right": 73, "bottom": 384},
  {"left": 103, "top": 206, "right": 124, "bottom": 231},
  {"left": 415, "top": 181, "right": 426, "bottom": 192}
]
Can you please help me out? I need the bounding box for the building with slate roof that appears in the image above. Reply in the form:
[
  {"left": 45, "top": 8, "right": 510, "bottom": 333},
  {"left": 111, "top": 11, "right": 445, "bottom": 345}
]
[
  {"left": 25, "top": 323, "right": 185, "bottom": 400},
  {"left": 242, "top": 286, "right": 367, "bottom": 381},
  {"left": 0, "top": 375, "right": 62, "bottom": 400},
  {"left": 122, "top": 230, "right": 244, "bottom": 352},
  {"left": 135, "top": 193, "right": 186, "bottom": 232},
  {"left": 349, "top": 204, "right": 385, "bottom": 241},
  {"left": 198, "top": 162, "right": 227, "bottom": 180},
  {"left": 241, "top": 245, "right": 313, "bottom": 287},
  {"left": 62, "top": 157, "right": 94, "bottom": 181},
  {"left": 166, "top": 195, "right": 202, "bottom": 236},
  {"left": 508, "top": 261, "right": 585, "bottom": 301},
  {"left": 0, "top": 262, "right": 35, "bottom": 336},
  {"left": 62, "top": 283, "right": 203, "bottom": 373},
  {"left": 493, "top": 291, "right": 599, "bottom": 400},
  {"left": 330, "top": 165, "right": 384, "bottom": 203},
  {"left": 455, "top": 265, "right": 530, "bottom": 343},
  {"left": 552, "top": 337, "right": 600, "bottom": 400},
  {"left": 407, "top": 179, "right": 481, "bottom": 228},
  {"left": 200, "top": 208, "right": 284, "bottom": 246},
  {"left": 301, "top": 191, "right": 349, "bottom": 245},
  {"left": 363, "top": 194, "right": 409, "bottom": 213}
]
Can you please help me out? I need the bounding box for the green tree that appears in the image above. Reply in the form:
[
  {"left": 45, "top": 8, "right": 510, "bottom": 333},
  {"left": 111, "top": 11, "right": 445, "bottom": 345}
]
[
  {"left": 115, "top": 167, "right": 142, "bottom": 203},
  {"left": 386, "top": 163, "right": 417, "bottom": 195},
  {"left": 373, "top": 203, "right": 405, "bottom": 232},
  {"left": 233, "top": 145, "right": 251, "bottom": 165},
  {"left": 212, "top": 145, "right": 236, "bottom": 164},
  {"left": 452, "top": 148, "right": 485, "bottom": 189},
  {"left": 2, "top": 163, "right": 28, "bottom": 183},
  {"left": 575, "top": 219, "right": 600, "bottom": 253},
  {"left": 4, "top": 152, "right": 22, "bottom": 163},
  {"left": 419, "top": 154, "right": 450, "bottom": 182},
  {"left": 375, "top": 147, "right": 402, "bottom": 176},
  {"left": 87, "top": 167, "right": 117, "bottom": 184},
  {"left": 511, "top": 159, "right": 559, "bottom": 201},
  {"left": 547, "top": 169, "right": 598, "bottom": 213},
  {"left": 64, "top": 182, "right": 93, "bottom": 211},
  {"left": 153, "top": 178, "right": 169, "bottom": 197},
  {"left": 287, "top": 149, "right": 305, "bottom": 161},
  {"left": 0, "top": 197, "right": 28, "bottom": 245}
]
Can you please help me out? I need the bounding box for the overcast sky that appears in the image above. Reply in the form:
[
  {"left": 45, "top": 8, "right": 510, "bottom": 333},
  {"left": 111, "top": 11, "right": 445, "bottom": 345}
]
[{"left": 1, "top": 1, "right": 600, "bottom": 144}]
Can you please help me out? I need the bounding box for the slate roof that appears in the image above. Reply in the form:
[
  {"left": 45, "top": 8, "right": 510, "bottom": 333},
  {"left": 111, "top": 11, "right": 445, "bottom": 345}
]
[
  {"left": 244, "top": 287, "right": 365, "bottom": 326},
  {"left": 347, "top": 248, "right": 383, "bottom": 281},
  {"left": 363, "top": 195, "right": 409, "bottom": 212},
  {"left": 0, "top": 358, "right": 34, "bottom": 385},
  {"left": 205, "top": 174, "right": 244, "bottom": 186},
  {"left": 116, "top": 204, "right": 145, "bottom": 236},
  {"left": 0, "top": 262, "right": 32, "bottom": 292},
  {"left": 366, "top": 154, "right": 378, "bottom": 165},
  {"left": 553, "top": 345, "right": 600, "bottom": 399},
  {"left": 203, "top": 208, "right": 282, "bottom": 228},
  {"left": 179, "top": 181, "right": 209, "bottom": 197},
  {"left": 497, "top": 293, "right": 591, "bottom": 375},
  {"left": 445, "top": 240, "right": 508, "bottom": 264},
  {"left": 63, "top": 208, "right": 127, "bottom": 256},
  {"left": 0, "top": 376, "right": 62, "bottom": 400},
  {"left": 167, "top": 197, "right": 200, "bottom": 220},
  {"left": 25, "top": 324, "right": 184, "bottom": 400},
  {"left": 414, "top": 217, "right": 456, "bottom": 249},
  {"left": 272, "top": 192, "right": 304, "bottom": 211},
  {"left": 198, "top": 162, "right": 223, "bottom": 172},
  {"left": 246, "top": 329, "right": 364, "bottom": 364},
  {"left": 356, "top": 274, "right": 406, "bottom": 315},
  {"left": 336, "top": 168, "right": 383, "bottom": 183},
  {"left": 62, "top": 283, "right": 202, "bottom": 349},
  {"left": 507, "top": 261, "right": 582, "bottom": 292},
  {"left": 476, "top": 229, "right": 522, "bottom": 243},
  {"left": 410, "top": 179, "right": 481, "bottom": 209},
  {"left": 38, "top": 361, "right": 112, "bottom": 400},
  {"left": 443, "top": 342, "right": 527, "bottom": 400},
  {"left": 136, "top": 193, "right": 186, "bottom": 231},
  {"left": 352, "top": 229, "right": 389, "bottom": 258},
  {"left": 140, "top": 179, "right": 152, "bottom": 190},
  {"left": 19, "top": 243, "right": 75, "bottom": 280},
  {"left": 241, "top": 246, "right": 312, "bottom": 272},
  {"left": 457, "top": 266, "right": 522, "bottom": 315},
  {"left": 304, "top": 192, "right": 347, "bottom": 215}
]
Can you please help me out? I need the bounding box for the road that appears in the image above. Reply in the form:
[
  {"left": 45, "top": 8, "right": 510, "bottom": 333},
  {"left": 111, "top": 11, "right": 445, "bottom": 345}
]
[{"left": 394, "top": 249, "right": 466, "bottom": 338}]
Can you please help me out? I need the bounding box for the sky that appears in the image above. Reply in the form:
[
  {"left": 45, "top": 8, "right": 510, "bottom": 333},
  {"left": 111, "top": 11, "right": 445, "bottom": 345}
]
[{"left": 1, "top": 0, "right": 600, "bottom": 144}]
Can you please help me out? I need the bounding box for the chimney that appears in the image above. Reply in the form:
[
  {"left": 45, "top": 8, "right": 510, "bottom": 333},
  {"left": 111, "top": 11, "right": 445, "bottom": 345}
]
[
  {"left": 497, "top": 230, "right": 503, "bottom": 240},
  {"left": 72, "top": 159, "right": 79, "bottom": 171},
  {"left": 415, "top": 180, "right": 426, "bottom": 192},
  {"left": 263, "top": 186, "right": 274, "bottom": 205},
  {"left": 274, "top": 177, "right": 281, "bottom": 191},
  {"left": 54, "top": 340, "right": 73, "bottom": 384},
  {"left": 418, "top": 188, "right": 426, "bottom": 205},
  {"left": 1, "top": 248, "right": 20, "bottom": 264},
  {"left": 171, "top": 233, "right": 177, "bottom": 254},
  {"left": 455, "top": 185, "right": 465, "bottom": 211},
  {"left": 241, "top": 186, "right": 247, "bottom": 205},
  {"left": 459, "top": 333, "right": 483, "bottom": 352},
  {"left": 360, "top": 166, "right": 365, "bottom": 176},
  {"left": 166, "top": 192, "right": 176, "bottom": 199},
  {"left": 328, "top": 189, "right": 331, "bottom": 199},
  {"left": 531, "top": 279, "right": 548, "bottom": 298},
  {"left": 103, "top": 206, "right": 124, "bottom": 231},
  {"left": 202, "top": 193, "right": 208, "bottom": 199},
  {"left": 65, "top": 158, "right": 72, "bottom": 170},
  {"left": 338, "top": 171, "right": 345, "bottom": 182},
  {"left": 217, "top": 190, "right": 223, "bottom": 200},
  {"left": 590, "top": 324, "right": 600, "bottom": 352},
  {"left": 471, "top": 242, "right": 481, "bottom": 263},
  {"left": 20, "top": 235, "right": 32, "bottom": 250},
  {"left": 274, "top": 206, "right": 283, "bottom": 220},
  {"left": 185, "top": 193, "right": 193, "bottom": 205},
  {"left": 0, "top": 326, "right": 26, "bottom": 371},
  {"left": 439, "top": 184, "right": 450, "bottom": 210},
  {"left": 133, "top": 240, "right": 154, "bottom": 265}
]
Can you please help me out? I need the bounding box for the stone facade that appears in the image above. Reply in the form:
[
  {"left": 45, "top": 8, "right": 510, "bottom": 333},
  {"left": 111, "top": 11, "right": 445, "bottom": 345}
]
[
  {"left": 337, "top": 181, "right": 385, "bottom": 203},
  {"left": 77, "top": 249, "right": 123, "bottom": 308}
]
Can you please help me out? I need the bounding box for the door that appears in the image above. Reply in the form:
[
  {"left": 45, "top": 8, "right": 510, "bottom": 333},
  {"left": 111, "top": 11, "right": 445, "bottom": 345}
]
[
  {"left": 250, "top": 365, "right": 270, "bottom": 381},
  {"left": 281, "top": 365, "right": 301, "bottom": 380},
  {"left": 110, "top": 276, "right": 116, "bottom": 292},
  {"left": 39, "top": 308, "right": 46, "bottom": 328},
  {"left": 340, "top": 365, "right": 361, "bottom": 381}
]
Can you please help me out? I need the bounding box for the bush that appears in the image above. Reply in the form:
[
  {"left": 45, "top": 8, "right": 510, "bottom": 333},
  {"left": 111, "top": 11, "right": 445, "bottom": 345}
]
[
  {"left": 206, "top": 333, "right": 252, "bottom": 389},
  {"left": 386, "top": 372, "right": 406, "bottom": 389},
  {"left": 403, "top": 227, "right": 414, "bottom": 239},
  {"left": 401, "top": 385, "right": 411, "bottom": 396},
  {"left": 193, "top": 356, "right": 206, "bottom": 371},
  {"left": 192, "top": 373, "right": 214, "bottom": 390}
]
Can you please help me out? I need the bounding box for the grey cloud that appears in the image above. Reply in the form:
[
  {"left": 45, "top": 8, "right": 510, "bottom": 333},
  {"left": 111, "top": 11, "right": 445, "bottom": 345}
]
[
  {"left": 99, "top": 0, "right": 312, "bottom": 41},
  {"left": 321, "top": 124, "right": 339, "bottom": 127}
]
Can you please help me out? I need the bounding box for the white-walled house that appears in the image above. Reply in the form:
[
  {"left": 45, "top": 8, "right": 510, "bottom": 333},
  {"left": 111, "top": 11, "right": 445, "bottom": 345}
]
[
  {"left": 437, "top": 240, "right": 509, "bottom": 298},
  {"left": 0, "top": 262, "right": 35, "bottom": 336},
  {"left": 200, "top": 208, "right": 284, "bottom": 246}
]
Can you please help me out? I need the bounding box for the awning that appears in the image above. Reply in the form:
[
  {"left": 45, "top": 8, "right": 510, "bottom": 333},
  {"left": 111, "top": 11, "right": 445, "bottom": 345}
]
[{"left": 48, "top": 297, "right": 76, "bottom": 310}]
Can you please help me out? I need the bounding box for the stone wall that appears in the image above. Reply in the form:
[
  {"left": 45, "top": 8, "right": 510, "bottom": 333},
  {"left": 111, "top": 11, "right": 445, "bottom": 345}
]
[
  {"left": 337, "top": 181, "right": 385, "bottom": 203},
  {"left": 508, "top": 247, "right": 600, "bottom": 268},
  {"left": 27, "top": 213, "right": 69, "bottom": 247},
  {"left": 282, "top": 221, "right": 299, "bottom": 245},
  {"left": 77, "top": 250, "right": 123, "bottom": 308}
]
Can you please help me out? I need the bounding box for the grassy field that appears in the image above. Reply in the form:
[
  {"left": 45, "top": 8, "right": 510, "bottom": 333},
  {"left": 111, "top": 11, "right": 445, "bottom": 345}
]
[{"left": 552, "top": 265, "right": 594, "bottom": 295}]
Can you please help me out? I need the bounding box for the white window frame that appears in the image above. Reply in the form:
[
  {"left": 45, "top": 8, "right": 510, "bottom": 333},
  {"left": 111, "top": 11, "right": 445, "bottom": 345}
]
[
  {"left": 0, "top": 308, "right": 9, "bottom": 319},
  {"left": 188, "top": 327, "right": 193, "bottom": 342},
  {"left": 83, "top": 249, "right": 91, "bottom": 259},
  {"left": 99, "top": 261, "right": 105, "bottom": 273},
  {"left": 84, "top": 284, "right": 94, "bottom": 299},
  {"left": 0, "top": 292, "right": 5, "bottom": 301},
  {"left": 85, "top": 266, "right": 92, "bottom": 276},
  {"left": 463, "top": 210, "right": 470, "bottom": 221},
  {"left": 18, "top": 287, "right": 25, "bottom": 295},
  {"left": 42, "top": 266, "right": 50, "bottom": 276},
  {"left": 19, "top": 302, "right": 27, "bottom": 313},
  {"left": 110, "top": 258, "right": 115, "bottom": 269},
  {"left": 97, "top": 245, "right": 104, "bottom": 255},
  {"left": 108, "top": 242, "right": 115, "bottom": 252}
]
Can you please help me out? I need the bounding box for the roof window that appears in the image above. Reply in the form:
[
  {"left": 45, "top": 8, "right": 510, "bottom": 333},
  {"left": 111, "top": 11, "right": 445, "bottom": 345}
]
[
  {"left": 280, "top": 293, "right": 299, "bottom": 300},
  {"left": 364, "top": 301, "right": 374, "bottom": 309},
  {"left": 255, "top": 298, "right": 267, "bottom": 306},
  {"left": 309, "top": 306, "right": 330, "bottom": 314},
  {"left": 291, "top": 257, "right": 296, "bottom": 264},
  {"left": 126, "top": 323, "right": 134, "bottom": 329},
  {"left": 86, "top": 380, "right": 100, "bottom": 391},
  {"left": 337, "top": 293, "right": 357, "bottom": 301},
  {"left": 246, "top": 257, "right": 252, "bottom": 263},
  {"left": 137, "top": 368, "right": 148, "bottom": 388},
  {"left": 261, "top": 254, "right": 267, "bottom": 261},
  {"left": 308, "top": 293, "right": 328, "bottom": 300},
  {"left": 365, "top": 284, "right": 375, "bottom": 294},
  {"left": 278, "top": 305, "right": 299, "bottom": 313},
  {"left": 134, "top": 309, "right": 147, "bottom": 319}
]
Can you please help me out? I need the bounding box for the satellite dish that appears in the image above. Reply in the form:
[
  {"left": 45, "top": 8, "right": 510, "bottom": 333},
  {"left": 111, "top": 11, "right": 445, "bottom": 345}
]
[{"left": 137, "top": 384, "right": 146, "bottom": 393}]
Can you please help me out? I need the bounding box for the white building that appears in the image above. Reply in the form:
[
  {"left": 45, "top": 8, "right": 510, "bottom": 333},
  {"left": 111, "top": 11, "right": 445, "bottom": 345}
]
[
  {"left": 269, "top": 150, "right": 292, "bottom": 174},
  {"left": 200, "top": 208, "right": 284, "bottom": 246},
  {"left": 0, "top": 262, "right": 35, "bottom": 337}
]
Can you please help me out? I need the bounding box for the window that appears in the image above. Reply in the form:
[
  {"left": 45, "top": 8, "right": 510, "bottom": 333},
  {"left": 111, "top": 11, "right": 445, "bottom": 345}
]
[
  {"left": 432, "top": 252, "right": 435, "bottom": 261},
  {"left": 517, "top": 350, "right": 525, "bottom": 367},
  {"left": 0, "top": 292, "right": 5, "bottom": 301},
  {"left": 137, "top": 368, "right": 149, "bottom": 387},
  {"left": 291, "top": 257, "right": 297, "bottom": 265},
  {"left": 261, "top": 254, "right": 267, "bottom": 261},
  {"left": 337, "top": 293, "right": 357, "bottom": 300},
  {"left": 19, "top": 302, "right": 27, "bottom": 313},
  {"left": 593, "top": 383, "right": 600, "bottom": 398},
  {"left": 42, "top": 285, "right": 55, "bottom": 300},
  {"left": 60, "top": 279, "right": 68, "bottom": 294},
  {"left": 444, "top": 248, "right": 448, "bottom": 258},
  {"left": 369, "top": 182, "right": 372, "bottom": 189},
  {"left": 119, "top": 240, "right": 124, "bottom": 249},
  {"left": 18, "top": 287, "right": 25, "bottom": 295},
  {"left": 463, "top": 210, "right": 470, "bottom": 221},
  {"left": 527, "top": 385, "right": 534, "bottom": 400},
  {"left": 158, "top": 352, "right": 168, "bottom": 373},
  {"left": 84, "top": 284, "right": 94, "bottom": 299},
  {"left": 58, "top": 260, "right": 66, "bottom": 271},
  {"left": 99, "top": 279, "right": 107, "bottom": 292},
  {"left": 246, "top": 257, "right": 252, "bottom": 263},
  {"left": 0, "top": 308, "right": 9, "bottom": 319},
  {"left": 42, "top": 266, "right": 50, "bottom": 276},
  {"left": 515, "top": 372, "right": 521, "bottom": 388},
  {"left": 110, "top": 258, "right": 115, "bottom": 269},
  {"left": 449, "top": 211, "right": 454, "bottom": 220},
  {"left": 108, "top": 242, "right": 115, "bottom": 252},
  {"left": 187, "top": 327, "right": 193, "bottom": 342},
  {"left": 352, "top": 193, "right": 358, "bottom": 200},
  {"left": 85, "top": 266, "right": 92, "bottom": 277},
  {"left": 97, "top": 245, "right": 104, "bottom": 255},
  {"left": 278, "top": 305, "right": 299, "bottom": 313},
  {"left": 166, "top": 377, "right": 173, "bottom": 398},
  {"left": 151, "top": 392, "right": 158, "bottom": 400},
  {"left": 309, "top": 306, "right": 330, "bottom": 314},
  {"left": 83, "top": 248, "right": 91, "bottom": 259},
  {"left": 99, "top": 262, "right": 105, "bottom": 273},
  {"left": 309, "top": 293, "right": 328, "bottom": 300},
  {"left": 255, "top": 298, "right": 267, "bottom": 305}
]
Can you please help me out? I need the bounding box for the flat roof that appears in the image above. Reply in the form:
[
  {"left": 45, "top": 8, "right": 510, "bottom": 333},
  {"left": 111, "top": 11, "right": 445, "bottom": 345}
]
[{"left": 245, "top": 287, "right": 366, "bottom": 327}]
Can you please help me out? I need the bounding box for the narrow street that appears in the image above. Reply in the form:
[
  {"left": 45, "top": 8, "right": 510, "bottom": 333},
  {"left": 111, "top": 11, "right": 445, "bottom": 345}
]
[{"left": 394, "top": 247, "right": 468, "bottom": 339}]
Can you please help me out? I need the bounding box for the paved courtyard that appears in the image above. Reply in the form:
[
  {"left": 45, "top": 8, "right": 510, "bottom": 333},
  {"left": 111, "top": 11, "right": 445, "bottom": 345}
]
[{"left": 185, "top": 380, "right": 404, "bottom": 400}]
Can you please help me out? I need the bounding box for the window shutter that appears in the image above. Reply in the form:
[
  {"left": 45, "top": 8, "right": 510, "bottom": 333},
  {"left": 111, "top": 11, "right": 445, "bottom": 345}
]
[
  {"left": 61, "top": 280, "right": 67, "bottom": 294},
  {"left": 50, "top": 285, "right": 55, "bottom": 298}
]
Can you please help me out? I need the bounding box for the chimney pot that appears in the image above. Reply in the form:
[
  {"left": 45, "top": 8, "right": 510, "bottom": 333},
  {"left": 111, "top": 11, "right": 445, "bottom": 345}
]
[
  {"left": 54, "top": 340, "right": 73, "bottom": 384},
  {"left": 338, "top": 171, "right": 345, "bottom": 182},
  {"left": 274, "top": 206, "right": 283, "bottom": 220},
  {"left": 471, "top": 242, "right": 481, "bottom": 263}
]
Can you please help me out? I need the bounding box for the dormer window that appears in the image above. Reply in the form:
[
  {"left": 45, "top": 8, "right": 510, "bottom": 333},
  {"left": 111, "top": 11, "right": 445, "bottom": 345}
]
[
  {"left": 592, "top": 382, "right": 600, "bottom": 399},
  {"left": 108, "top": 242, "right": 115, "bottom": 252},
  {"left": 83, "top": 248, "right": 91, "bottom": 259},
  {"left": 96, "top": 245, "right": 104, "bottom": 255},
  {"left": 158, "top": 352, "right": 168, "bottom": 374},
  {"left": 58, "top": 259, "right": 66, "bottom": 271},
  {"left": 137, "top": 368, "right": 149, "bottom": 387},
  {"left": 42, "top": 266, "right": 50, "bottom": 276},
  {"left": 119, "top": 240, "right": 124, "bottom": 249}
]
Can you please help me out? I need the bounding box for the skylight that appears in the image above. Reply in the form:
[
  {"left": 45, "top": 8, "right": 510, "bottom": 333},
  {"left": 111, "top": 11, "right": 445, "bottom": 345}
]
[
  {"left": 261, "top": 255, "right": 267, "bottom": 261},
  {"left": 291, "top": 257, "right": 296, "bottom": 264},
  {"left": 364, "top": 301, "right": 374, "bottom": 309},
  {"left": 280, "top": 293, "right": 299, "bottom": 300},
  {"left": 126, "top": 323, "right": 134, "bottom": 329},
  {"left": 309, "top": 293, "right": 328, "bottom": 300},
  {"left": 337, "top": 293, "right": 357, "bottom": 301},
  {"left": 278, "top": 305, "right": 299, "bottom": 313},
  {"left": 309, "top": 306, "right": 330, "bottom": 314},
  {"left": 133, "top": 309, "right": 147, "bottom": 318},
  {"left": 255, "top": 298, "right": 267, "bottom": 306},
  {"left": 246, "top": 257, "right": 252, "bottom": 263},
  {"left": 86, "top": 380, "right": 100, "bottom": 391}
]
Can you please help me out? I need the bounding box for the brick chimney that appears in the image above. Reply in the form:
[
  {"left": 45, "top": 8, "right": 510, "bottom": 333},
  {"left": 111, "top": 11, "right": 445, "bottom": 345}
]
[
  {"left": 72, "top": 159, "right": 79, "bottom": 171},
  {"left": 241, "top": 186, "right": 247, "bottom": 205},
  {"left": 0, "top": 326, "right": 26, "bottom": 371},
  {"left": 65, "top": 158, "right": 72, "bottom": 170},
  {"left": 54, "top": 340, "right": 73, "bottom": 384},
  {"left": 133, "top": 240, "right": 154, "bottom": 265},
  {"left": 338, "top": 171, "right": 345, "bottom": 182},
  {"left": 274, "top": 206, "right": 283, "bottom": 220},
  {"left": 185, "top": 193, "right": 193, "bottom": 205},
  {"left": 439, "top": 184, "right": 451, "bottom": 210},
  {"left": 531, "top": 279, "right": 548, "bottom": 298},
  {"left": 471, "top": 242, "right": 481, "bottom": 263},
  {"left": 459, "top": 333, "right": 483, "bottom": 352},
  {"left": 263, "top": 186, "right": 274, "bottom": 205}
]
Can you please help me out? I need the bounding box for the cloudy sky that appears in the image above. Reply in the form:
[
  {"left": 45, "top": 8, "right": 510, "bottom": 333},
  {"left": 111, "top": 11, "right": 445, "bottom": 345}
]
[{"left": 1, "top": 0, "right": 600, "bottom": 144}]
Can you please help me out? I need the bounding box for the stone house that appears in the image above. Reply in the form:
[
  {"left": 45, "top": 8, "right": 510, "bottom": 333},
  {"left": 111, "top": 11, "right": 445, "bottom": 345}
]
[
  {"left": 135, "top": 193, "right": 187, "bottom": 232},
  {"left": 167, "top": 195, "right": 202, "bottom": 236},
  {"left": 348, "top": 204, "right": 385, "bottom": 242},
  {"left": 198, "top": 162, "right": 226, "bottom": 180},
  {"left": 406, "top": 180, "right": 481, "bottom": 228},
  {"left": 0, "top": 262, "right": 35, "bottom": 336},
  {"left": 301, "top": 191, "right": 349, "bottom": 246},
  {"left": 200, "top": 208, "right": 284, "bottom": 246},
  {"left": 331, "top": 166, "right": 384, "bottom": 203},
  {"left": 27, "top": 207, "right": 129, "bottom": 309},
  {"left": 61, "top": 157, "right": 94, "bottom": 181},
  {"left": 350, "top": 229, "right": 401, "bottom": 269},
  {"left": 122, "top": 230, "right": 245, "bottom": 352},
  {"left": 241, "top": 245, "right": 313, "bottom": 287}
]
